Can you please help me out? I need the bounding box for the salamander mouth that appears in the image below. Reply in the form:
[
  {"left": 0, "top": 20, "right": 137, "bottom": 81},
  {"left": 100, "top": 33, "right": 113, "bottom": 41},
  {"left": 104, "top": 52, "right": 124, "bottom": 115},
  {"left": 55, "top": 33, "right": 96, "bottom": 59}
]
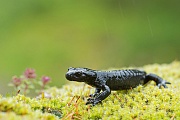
[{"left": 65, "top": 74, "right": 72, "bottom": 81}]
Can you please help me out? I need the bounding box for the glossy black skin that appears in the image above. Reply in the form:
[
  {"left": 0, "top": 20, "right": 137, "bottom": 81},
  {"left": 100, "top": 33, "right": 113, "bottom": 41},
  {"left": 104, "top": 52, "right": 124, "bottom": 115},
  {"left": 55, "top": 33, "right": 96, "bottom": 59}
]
[{"left": 65, "top": 67, "right": 171, "bottom": 106}]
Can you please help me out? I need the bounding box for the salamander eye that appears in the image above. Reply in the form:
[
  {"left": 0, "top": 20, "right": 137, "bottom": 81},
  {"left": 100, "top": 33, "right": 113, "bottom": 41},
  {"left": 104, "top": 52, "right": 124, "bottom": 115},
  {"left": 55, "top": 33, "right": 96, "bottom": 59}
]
[{"left": 74, "top": 72, "right": 82, "bottom": 77}]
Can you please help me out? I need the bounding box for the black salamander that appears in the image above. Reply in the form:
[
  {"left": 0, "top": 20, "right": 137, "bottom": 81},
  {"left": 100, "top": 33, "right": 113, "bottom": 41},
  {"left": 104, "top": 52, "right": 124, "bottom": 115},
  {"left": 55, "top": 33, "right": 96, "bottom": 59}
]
[{"left": 65, "top": 67, "right": 171, "bottom": 106}]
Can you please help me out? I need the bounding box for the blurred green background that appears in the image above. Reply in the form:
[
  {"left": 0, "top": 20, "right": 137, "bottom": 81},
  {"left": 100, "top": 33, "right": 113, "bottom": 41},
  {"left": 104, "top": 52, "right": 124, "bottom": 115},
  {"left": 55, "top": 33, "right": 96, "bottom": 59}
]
[{"left": 0, "top": 0, "right": 180, "bottom": 95}]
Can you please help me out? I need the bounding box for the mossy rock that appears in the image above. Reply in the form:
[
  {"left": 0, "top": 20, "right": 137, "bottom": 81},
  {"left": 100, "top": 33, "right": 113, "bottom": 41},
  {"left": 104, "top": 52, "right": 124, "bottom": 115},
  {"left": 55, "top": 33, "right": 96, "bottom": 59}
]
[{"left": 0, "top": 61, "right": 180, "bottom": 119}]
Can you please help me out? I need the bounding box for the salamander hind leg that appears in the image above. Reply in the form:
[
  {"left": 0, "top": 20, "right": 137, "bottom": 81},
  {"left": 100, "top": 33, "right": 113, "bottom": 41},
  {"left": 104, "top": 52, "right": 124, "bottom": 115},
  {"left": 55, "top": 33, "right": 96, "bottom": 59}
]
[{"left": 145, "top": 73, "right": 171, "bottom": 88}]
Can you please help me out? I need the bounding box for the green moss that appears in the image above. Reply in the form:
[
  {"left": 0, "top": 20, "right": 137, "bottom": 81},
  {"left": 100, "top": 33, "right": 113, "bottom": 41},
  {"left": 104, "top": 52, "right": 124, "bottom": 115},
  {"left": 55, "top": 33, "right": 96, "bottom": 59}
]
[{"left": 0, "top": 61, "right": 180, "bottom": 119}]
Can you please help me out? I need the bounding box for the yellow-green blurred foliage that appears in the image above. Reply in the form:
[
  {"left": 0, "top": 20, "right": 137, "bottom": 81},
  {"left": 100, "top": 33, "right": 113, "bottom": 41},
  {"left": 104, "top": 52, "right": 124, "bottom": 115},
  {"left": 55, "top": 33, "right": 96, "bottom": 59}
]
[{"left": 0, "top": 0, "right": 180, "bottom": 94}]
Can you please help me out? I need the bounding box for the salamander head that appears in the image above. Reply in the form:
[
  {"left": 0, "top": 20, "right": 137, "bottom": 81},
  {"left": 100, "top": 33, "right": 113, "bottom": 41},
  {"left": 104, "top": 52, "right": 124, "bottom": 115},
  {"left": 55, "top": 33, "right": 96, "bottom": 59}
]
[{"left": 65, "top": 67, "right": 96, "bottom": 82}]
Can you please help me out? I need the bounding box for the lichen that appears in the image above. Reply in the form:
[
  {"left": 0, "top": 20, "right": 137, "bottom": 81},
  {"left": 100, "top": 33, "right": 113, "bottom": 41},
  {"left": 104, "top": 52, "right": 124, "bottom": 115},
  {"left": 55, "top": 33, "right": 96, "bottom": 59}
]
[{"left": 1, "top": 61, "right": 180, "bottom": 119}]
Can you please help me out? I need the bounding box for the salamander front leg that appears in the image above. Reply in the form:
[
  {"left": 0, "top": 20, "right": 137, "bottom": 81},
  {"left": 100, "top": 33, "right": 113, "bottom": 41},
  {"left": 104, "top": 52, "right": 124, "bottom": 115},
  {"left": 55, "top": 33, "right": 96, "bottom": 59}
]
[
  {"left": 86, "top": 85, "right": 111, "bottom": 106},
  {"left": 89, "top": 88, "right": 101, "bottom": 98}
]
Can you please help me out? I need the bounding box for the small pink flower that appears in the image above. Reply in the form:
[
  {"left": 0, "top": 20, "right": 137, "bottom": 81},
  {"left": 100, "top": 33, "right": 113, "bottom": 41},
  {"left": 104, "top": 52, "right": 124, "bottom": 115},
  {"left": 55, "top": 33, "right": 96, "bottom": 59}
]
[
  {"left": 12, "top": 76, "right": 22, "bottom": 87},
  {"left": 41, "top": 76, "right": 51, "bottom": 85},
  {"left": 24, "top": 68, "right": 36, "bottom": 79}
]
